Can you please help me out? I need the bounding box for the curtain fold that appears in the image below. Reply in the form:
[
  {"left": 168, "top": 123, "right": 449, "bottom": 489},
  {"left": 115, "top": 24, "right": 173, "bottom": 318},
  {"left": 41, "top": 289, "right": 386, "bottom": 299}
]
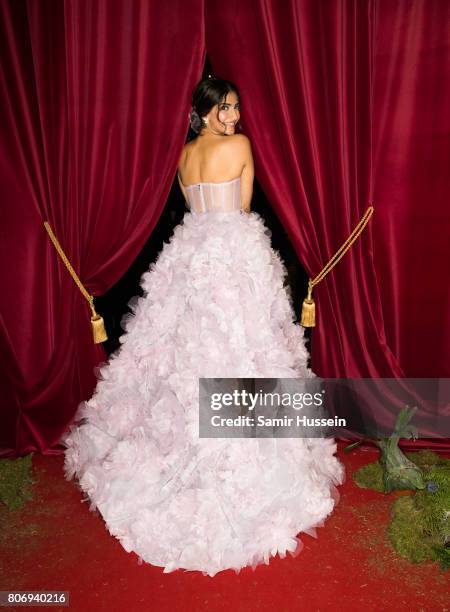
[
  {"left": 372, "top": 0, "right": 450, "bottom": 378},
  {"left": 0, "top": 0, "right": 205, "bottom": 456},
  {"left": 206, "top": 0, "right": 396, "bottom": 376},
  {"left": 205, "top": 0, "right": 449, "bottom": 449}
]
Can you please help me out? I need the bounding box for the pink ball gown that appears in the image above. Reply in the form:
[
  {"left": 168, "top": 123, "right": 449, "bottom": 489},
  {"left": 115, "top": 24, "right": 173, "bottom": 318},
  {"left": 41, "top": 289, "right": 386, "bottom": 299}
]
[{"left": 63, "top": 176, "right": 344, "bottom": 576}]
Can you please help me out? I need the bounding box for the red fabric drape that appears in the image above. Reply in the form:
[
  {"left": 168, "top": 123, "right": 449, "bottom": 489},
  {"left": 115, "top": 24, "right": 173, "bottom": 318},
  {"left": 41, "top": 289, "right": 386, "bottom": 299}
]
[
  {"left": 372, "top": 0, "right": 450, "bottom": 378},
  {"left": 206, "top": 0, "right": 394, "bottom": 377},
  {"left": 0, "top": 0, "right": 205, "bottom": 456},
  {"left": 205, "top": 0, "right": 449, "bottom": 449}
]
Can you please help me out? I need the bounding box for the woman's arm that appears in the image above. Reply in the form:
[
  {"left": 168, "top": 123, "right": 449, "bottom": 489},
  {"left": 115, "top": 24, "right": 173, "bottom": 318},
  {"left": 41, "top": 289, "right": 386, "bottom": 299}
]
[
  {"left": 177, "top": 171, "right": 188, "bottom": 203},
  {"left": 177, "top": 147, "right": 190, "bottom": 208},
  {"left": 234, "top": 134, "right": 254, "bottom": 213}
]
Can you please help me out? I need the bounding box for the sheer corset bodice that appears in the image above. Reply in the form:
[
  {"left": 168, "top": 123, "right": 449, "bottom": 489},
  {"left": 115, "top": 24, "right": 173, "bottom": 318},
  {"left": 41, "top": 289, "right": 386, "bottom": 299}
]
[{"left": 184, "top": 177, "right": 242, "bottom": 213}]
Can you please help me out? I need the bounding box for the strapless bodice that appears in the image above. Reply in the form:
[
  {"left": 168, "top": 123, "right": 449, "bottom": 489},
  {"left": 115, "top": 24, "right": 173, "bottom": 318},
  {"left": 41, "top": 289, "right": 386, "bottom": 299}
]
[{"left": 184, "top": 177, "right": 242, "bottom": 213}]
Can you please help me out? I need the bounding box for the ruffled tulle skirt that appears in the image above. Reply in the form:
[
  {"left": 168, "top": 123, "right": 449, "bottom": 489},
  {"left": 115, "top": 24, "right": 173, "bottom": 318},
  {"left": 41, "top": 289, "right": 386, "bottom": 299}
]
[{"left": 63, "top": 209, "right": 345, "bottom": 576}]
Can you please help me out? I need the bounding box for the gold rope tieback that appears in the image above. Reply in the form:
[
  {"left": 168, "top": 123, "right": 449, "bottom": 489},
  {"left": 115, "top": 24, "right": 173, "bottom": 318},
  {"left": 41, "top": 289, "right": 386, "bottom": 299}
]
[
  {"left": 300, "top": 205, "right": 374, "bottom": 328},
  {"left": 43, "top": 221, "right": 108, "bottom": 344}
]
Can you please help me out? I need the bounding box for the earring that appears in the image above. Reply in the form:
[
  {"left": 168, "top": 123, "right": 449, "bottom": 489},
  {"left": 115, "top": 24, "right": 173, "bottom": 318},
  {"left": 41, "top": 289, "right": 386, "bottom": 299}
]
[{"left": 201, "top": 117, "right": 209, "bottom": 127}]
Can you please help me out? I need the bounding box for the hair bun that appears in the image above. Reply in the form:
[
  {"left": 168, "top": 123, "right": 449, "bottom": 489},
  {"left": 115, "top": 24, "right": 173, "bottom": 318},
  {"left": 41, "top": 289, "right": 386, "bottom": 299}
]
[{"left": 189, "top": 108, "right": 202, "bottom": 133}]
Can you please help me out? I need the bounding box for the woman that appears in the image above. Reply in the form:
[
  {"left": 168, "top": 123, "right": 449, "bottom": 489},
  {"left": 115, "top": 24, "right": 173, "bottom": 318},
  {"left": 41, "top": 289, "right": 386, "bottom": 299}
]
[{"left": 63, "top": 77, "right": 344, "bottom": 577}]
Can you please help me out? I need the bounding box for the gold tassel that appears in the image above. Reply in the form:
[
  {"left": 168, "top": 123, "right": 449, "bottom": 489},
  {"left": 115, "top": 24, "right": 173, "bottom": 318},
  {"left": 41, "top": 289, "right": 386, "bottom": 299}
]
[
  {"left": 300, "top": 283, "right": 316, "bottom": 328},
  {"left": 43, "top": 221, "right": 108, "bottom": 344},
  {"left": 89, "top": 298, "right": 108, "bottom": 344},
  {"left": 299, "top": 205, "right": 374, "bottom": 328}
]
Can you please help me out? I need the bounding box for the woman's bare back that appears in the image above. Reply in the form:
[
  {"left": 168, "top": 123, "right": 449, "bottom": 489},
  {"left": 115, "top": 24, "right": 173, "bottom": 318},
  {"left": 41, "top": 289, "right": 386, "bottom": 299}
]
[
  {"left": 177, "top": 133, "right": 254, "bottom": 212},
  {"left": 178, "top": 135, "right": 245, "bottom": 187}
]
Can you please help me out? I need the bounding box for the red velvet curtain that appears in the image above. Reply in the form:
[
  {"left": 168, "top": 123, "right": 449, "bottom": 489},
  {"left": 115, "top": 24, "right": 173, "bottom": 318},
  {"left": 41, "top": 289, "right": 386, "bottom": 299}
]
[
  {"left": 206, "top": 0, "right": 393, "bottom": 377},
  {"left": 372, "top": 0, "right": 450, "bottom": 378},
  {"left": 0, "top": 0, "right": 205, "bottom": 456},
  {"left": 205, "top": 0, "right": 449, "bottom": 448}
]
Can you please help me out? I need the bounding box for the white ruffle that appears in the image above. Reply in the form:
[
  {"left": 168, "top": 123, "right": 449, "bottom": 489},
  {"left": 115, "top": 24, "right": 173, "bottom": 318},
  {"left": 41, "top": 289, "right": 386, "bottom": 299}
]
[{"left": 63, "top": 209, "right": 345, "bottom": 577}]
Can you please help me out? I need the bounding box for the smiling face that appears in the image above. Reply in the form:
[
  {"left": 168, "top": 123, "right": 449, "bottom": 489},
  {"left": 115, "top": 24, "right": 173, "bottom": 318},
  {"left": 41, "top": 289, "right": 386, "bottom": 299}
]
[{"left": 203, "top": 90, "right": 240, "bottom": 136}]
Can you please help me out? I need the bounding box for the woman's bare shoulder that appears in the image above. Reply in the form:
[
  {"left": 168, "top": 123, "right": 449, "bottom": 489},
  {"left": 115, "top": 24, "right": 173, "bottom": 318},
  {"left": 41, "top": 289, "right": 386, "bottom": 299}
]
[
  {"left": 224, "top": 133, "right": 251, "bottom": 151},
  {"left": 222, "top": 134, "right": 252, "bottom": 163},
  {"left": 178, "top": 141, "right": 192, "bottom": 165},
  {"left": 181, "top": 140, "right": 195, "bottom": 154},
  {"left": 228, "top": 133, "right": 251, "bottom": 144}
]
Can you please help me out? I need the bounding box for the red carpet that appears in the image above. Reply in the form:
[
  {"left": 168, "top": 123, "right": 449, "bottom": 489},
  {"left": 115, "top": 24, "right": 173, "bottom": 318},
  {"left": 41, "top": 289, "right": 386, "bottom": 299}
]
[{"left": 1, "top": 442, "right": 448, "bottom": 611}]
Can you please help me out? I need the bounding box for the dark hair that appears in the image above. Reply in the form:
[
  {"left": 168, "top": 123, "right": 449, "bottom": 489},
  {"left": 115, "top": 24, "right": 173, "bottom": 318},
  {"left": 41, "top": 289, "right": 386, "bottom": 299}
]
[{"left": 189, "top": 77, "right": 241, "bottom": 134}]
